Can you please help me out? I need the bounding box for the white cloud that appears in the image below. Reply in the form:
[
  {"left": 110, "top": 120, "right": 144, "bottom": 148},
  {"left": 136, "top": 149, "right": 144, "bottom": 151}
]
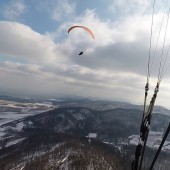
[
  {"left": 52, "top": 0, "right": 75, "bottom": 21},
  {"left": 4, "top": 0, "right": 26, "bottom": 20},
  {"left": 110, "top": 0, "right": 150, "bottom": 15},
  {"left": 1, "top": 1, "right": 170, "bottom": 107},
  {"left": 63, "top": 9, "right": 170, "bottom": 77},
  {"left": 108, "top": 0, "right": 168, "bottom": 16},
  {"left": 63, "top": 9, "right": 169, "bottom": 56},
  {"left": 0, "top": 21, "right": 69, "bottom": 65}
]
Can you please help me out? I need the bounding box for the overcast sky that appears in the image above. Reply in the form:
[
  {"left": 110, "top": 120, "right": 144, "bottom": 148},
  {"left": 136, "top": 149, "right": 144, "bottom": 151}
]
[{"left": 0, "top": 0, "right": 170, "bottom": 108}]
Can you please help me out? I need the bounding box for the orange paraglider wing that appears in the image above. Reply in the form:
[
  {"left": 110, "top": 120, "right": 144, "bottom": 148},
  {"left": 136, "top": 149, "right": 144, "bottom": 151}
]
[{"left": 68, "top": 26, "right": 95, "bottom": 40}]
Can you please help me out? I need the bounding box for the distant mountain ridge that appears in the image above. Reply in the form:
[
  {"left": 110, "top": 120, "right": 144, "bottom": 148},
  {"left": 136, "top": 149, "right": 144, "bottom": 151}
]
[
  {"left": 1, "top": 95, "right": 170, "bottom": 115},
  {"left": 53, "top": 98, "right": 170, "bottom": 116}
]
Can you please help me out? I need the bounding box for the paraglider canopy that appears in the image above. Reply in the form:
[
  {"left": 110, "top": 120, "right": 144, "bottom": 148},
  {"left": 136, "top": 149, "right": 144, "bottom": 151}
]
[{"left": 68, "top": 26, "right": 95, "bottom": 40}]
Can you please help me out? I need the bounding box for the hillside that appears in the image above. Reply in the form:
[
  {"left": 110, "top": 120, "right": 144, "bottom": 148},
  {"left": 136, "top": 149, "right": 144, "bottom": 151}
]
[{"left": 0, "top": 132, "right": 125, "bottom": 170}]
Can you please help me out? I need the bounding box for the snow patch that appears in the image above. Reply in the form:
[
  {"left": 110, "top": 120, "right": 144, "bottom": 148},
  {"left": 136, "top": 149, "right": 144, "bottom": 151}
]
[
  {"left": 80, "top": 108, "right": 90, "bottom": 115},
  {"left": 61, "top": 155, "right": 68, "bottom": 163},
  {"left": 128, "top": 135, "right": 139, "bottom": 145},
  {"left": 0, "top": 112, "right": 32, "bottom": 126},
  {"left": 16, "top": 122, "right": 25, "bottom": 132},
  {"left": 28, "top": 121, "right": 33, "bottom": 125},
  {"left": 73, "top": 113, "right": 85, "bottom": 120},
  {"left": 128, "top": 131, "right": 170, "bottom": 152},
  {"left": 0, "top": 127, "right": 6, "bottom": 138},
  {"left": 0, "top": 132, "right": 5, "bottom": 137},
  {"left": 5, "top": 137, "right": 26, "bottom": 147},
  {"left": 87, "top": 133, "right": 97, "bottom": 138},
  {"left": 163, "top": 142, "right": 170, "bottom": 151}
]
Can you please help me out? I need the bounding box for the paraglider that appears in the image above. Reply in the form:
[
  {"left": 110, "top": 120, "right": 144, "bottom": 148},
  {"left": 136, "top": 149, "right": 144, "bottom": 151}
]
[
  {"left": 79, "top": 51, "right": 83, "bottom": 55},
  {"left": 68, "top": 25, "right": 95, "bottom": 55}
]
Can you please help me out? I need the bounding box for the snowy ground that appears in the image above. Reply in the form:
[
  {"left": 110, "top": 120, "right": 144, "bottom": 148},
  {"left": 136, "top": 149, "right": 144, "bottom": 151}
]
[
  {"left": 0, "top": 100, "right": 55, "bottom": 126},
  {"left": 0, "top": 112, "right": 34, "bottom": 126},
  {"left": 0, "top": 99, "right": 56, "bottom": 139},
  {"left": 128, "top": 131, "right": 170, "bottom": 152}
]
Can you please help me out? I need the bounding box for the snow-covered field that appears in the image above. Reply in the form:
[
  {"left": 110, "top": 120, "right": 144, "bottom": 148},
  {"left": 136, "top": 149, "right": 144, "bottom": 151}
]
[
  {"left": 128, "top": 131, "right": 170, "bottom": 152},
  {"left": 0, "top": 112, "right": 34, "bottom": 126},
  {"left": 0, "top": 99, "right": 56, "bottom": 139},
  {"left": 0, "top": 100, "right": 55, "bottom": 126}
]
